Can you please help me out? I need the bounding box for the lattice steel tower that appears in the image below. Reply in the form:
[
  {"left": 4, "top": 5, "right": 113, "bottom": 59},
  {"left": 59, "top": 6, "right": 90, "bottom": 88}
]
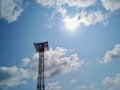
[{"left": 34, "top": 41, "right": 49, "bottom": 90}]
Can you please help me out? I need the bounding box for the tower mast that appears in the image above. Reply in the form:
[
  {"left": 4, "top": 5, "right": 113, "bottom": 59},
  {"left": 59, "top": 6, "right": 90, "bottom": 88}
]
[{"left": 34, "top": 41, "right": 49, "bottom": 90}]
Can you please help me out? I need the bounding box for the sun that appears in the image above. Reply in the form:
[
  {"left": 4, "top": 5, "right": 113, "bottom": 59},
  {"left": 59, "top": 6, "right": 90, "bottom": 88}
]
[{"left": 63, "top": 16, "right": 79, "bottom": 30}]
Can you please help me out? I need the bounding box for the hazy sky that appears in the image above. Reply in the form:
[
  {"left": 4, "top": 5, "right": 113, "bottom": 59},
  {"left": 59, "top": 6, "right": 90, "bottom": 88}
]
[{"left": 0, "top": 0, "right": 120, "bottom": 90}]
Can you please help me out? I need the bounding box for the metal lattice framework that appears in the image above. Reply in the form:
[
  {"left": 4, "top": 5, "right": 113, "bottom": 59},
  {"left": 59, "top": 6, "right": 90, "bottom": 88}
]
[{"left": 34, "top": 41, "right": 49, "bottom": 90}]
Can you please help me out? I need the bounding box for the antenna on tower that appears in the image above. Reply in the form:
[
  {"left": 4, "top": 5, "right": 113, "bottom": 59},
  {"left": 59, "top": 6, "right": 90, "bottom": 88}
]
[{"left": 34, "top": 41, "right": 49, "bottom": 90}]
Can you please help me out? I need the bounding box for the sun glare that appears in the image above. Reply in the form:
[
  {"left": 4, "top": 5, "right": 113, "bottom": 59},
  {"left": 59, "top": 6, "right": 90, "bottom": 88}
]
[{"left": 63, "top": 16, "right": 79, "bottom": 30}]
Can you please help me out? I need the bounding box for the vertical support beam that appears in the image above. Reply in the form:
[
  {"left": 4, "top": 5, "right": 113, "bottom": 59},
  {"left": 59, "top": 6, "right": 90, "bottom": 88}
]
[
  {"left": 34, "top": 41, "right": 49, "bottom": 90},
  {"left": 37, "top": 52, "right": 45, "bottom": 90}
]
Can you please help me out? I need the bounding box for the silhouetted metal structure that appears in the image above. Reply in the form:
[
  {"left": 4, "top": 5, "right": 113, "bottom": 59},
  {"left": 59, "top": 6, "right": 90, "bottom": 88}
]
[{"left": 34, "top": 41, "right": 49, "bottom": 90}]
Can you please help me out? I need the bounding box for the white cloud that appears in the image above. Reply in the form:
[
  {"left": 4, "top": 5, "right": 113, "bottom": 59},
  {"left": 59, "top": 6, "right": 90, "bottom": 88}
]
[
  {"left": 66, "top": 0, "right": 96, "bottom": 8},
  {"left": 32, "top": 47, "right": 85, "bottom": 79},
  {"left": 0, "top": 0, "right": 23, "bottom": 23},
  {"left": 100, "top": 44, "right": 120, "bottom": 63},
  {"left": 70, "top": 78, "right": 77, "bottom": 84},
  {"left": 72, "top": 72, "right": 120, "bottom": 90},
  {"left": 36, "top": 0, "right": 96, "bottom": 8},
  {"left": 36, "top": 0, "right": 97, "bottom": 29},
  {"left": 78, "top": 10, "right": 109, "bottom": 26},
  {"left": 103, "top": 73, "right": 120, "bottom": 90},
  {"left": 36, "top": 0, "right": 111, "bottom": 28},
  {"left": 45, "top": 47, "right": 85, "bottom": 78},
  {"left": 46, "top": 81, "right": 61, "bottom": 90},
  {"left": 0, "top": 66, "right": 29, "bottom": 88},
  {"left": 63, "top": 10, "right": 109, "bottom": 29},
  {"left": 36, "top": 0, "right": 56, "bottom": 7},
  {"left": 37, "top": 0, "right": 111, "bottom": 28},
  {"left": 22, "top": 57, "right": 30, "bottom": 66},
  {"left": 0, "top": 47, "right": 85, "bottom": 88},
  {"left": 101, "top": 0, "right": 120, "bottom": 11},
  {"left": 58, "top": 7, "right": 67, "bottom": 18}
]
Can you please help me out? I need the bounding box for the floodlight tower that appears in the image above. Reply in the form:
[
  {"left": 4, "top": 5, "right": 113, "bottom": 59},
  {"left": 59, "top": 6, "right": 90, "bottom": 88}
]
[{"left": 34, "top": 41, "right": 49, "bottom": 90}]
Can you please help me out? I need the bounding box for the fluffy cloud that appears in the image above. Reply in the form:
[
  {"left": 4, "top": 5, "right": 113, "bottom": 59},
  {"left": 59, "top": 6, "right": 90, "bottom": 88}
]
[
  {"left": 37, "top": 0, "right": 107, "bottom": 27},
  {"left": 65, "top": 0, "right": 96, "bottom": 8},
  {"left": 36, "top": 0, "right": 110, "bottom": 27},
  {"left": 102, "top": 73, "right": 120, "bottom": 89},
  {"left": 101, "top": 0, "right": 120, "bottom": 11},
  {"left": 36, "top": 0, "right": 96, "bottom": 8},
  {"left": 0, "top": 0, "right": 118, "bottom": 24},
  {"left": 72, "top": 72, "right": 120, "bottom": 90},
  {"left": 58, "top": 7, "right": 67, "bottom": 18},
  {"left": 63, "top": 10, "right": 109, "bottom": 29},
  {"left": 0, "top": 66, "right": 29, "bottom": 88},
  {"left": 100, "top": 44, "right": 120, "bottom": 63},
  {"left": 46, "top": 81, "right": 61, "bottom": 90},
  {"left": 78, "top": 10, "right": 108, "bottom": 26},
  {"left": 22, "top": 57, "right": 31, "bottom": 66},
  {"left": 45, "top": 47, "right": 85, "bottom": 78},
  {"left": 0, "top": 0, "right": 23, "bottom": 23},
  {"left": 31, "top": 47, "right": 85, "bottom": 79},
  {"left": 0, "top": 47, "right": 85, "bottom": 88}
]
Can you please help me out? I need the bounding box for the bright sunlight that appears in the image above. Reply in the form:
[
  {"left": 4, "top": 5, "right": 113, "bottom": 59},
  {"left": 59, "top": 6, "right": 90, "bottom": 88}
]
[{"left": 63, "top": 16, "right": 80, "bottom": 30}]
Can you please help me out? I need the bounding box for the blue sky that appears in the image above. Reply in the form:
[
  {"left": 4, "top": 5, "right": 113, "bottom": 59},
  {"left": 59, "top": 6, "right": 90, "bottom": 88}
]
[{"left": 0, "top": 0, "right": 120, "bottom": 90}]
